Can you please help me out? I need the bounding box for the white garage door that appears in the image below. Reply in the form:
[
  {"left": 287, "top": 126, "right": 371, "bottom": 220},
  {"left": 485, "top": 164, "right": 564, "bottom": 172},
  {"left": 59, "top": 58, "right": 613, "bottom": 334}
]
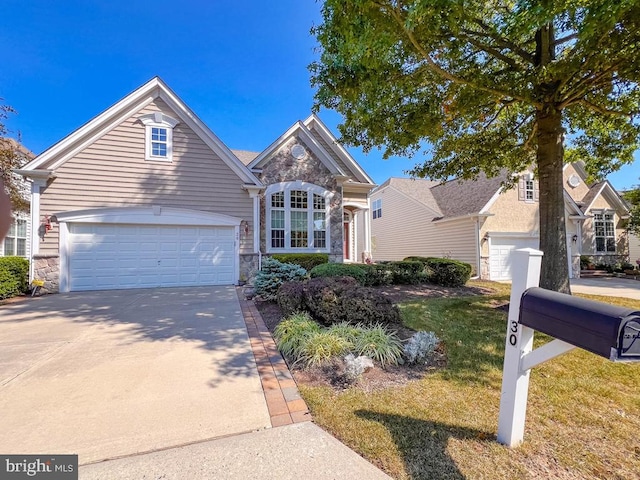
[
  {"left": 489, "top": 236, "right": 539, "bottom": 281},
  {"left": 68, "top": 224, "right": 235, "bottom": 291}
]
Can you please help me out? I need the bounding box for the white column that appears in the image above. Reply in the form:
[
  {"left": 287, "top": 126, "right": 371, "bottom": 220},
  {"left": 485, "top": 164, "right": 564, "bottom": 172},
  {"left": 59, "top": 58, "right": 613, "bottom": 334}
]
[
  {"left": 363, "top": 207, "right": 371, "bottom": 254},
  {"left": 28, "top": 179, "right": 46, "bottom": 281},
  {"left": 497, "top": 248, "right": 543, "bottom": 447}
]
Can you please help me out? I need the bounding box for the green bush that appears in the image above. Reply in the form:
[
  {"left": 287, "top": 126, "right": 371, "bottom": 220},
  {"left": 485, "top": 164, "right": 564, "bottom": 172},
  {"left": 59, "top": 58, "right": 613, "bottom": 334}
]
[
  {"left": 358, "top": 263, "right": 393, "bottom": 286},
  {"left": 405, "top": 256, "right": 472, "bottom": 287},
  {"left": 277, "top": 281, "right": 305, "bottom": 317},
  {"left": 303, "top": 276, "right": 360, "bottom": 325},
  {"left": 303, "top": 276, "right": 400, "bottom": 327},
  {"left": 297, "top": 331, "right": 353, "bottom": 367},
  {"left": 580, "top": 255, "right": 592, "bottom": 269},
  {"left": 383, "top": 260, "right": 428, "bottom": 284},
  {"left": 271, "top": 253, "right": 329, "bottom": 272},
  {"left": 309, "top": 262, "right": 367, "bottom": 284},
  {"left": 0, "top": 256, "right": 29, "bottom": 299},
  {"left": 254, "top": 257, "right": 307, "bottom": 301}
]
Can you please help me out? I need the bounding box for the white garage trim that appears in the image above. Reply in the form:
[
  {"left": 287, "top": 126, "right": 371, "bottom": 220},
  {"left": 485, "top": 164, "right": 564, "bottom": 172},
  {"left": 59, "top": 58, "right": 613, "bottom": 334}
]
[{"left": 57, "top": 206, "right": 241, "bottom": 292}]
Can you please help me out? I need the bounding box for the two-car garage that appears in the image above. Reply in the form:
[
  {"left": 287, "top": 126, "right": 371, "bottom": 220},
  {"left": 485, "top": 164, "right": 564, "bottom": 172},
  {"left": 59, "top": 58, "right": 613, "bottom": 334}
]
[{"left": 57, "top": 207, "right": 240, "bottom": 292}]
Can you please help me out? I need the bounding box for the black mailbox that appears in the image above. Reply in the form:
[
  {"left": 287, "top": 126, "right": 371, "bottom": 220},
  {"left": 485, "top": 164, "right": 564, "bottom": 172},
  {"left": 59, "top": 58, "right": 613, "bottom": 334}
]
[{"left": 519, "top": 287, "right": 640, "bottom": 362}]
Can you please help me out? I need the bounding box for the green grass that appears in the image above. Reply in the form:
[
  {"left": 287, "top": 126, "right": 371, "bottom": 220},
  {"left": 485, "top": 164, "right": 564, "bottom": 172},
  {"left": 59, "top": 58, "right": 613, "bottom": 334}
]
[{"left": 300, "top": 280, "right": 640, "bottom": 479}]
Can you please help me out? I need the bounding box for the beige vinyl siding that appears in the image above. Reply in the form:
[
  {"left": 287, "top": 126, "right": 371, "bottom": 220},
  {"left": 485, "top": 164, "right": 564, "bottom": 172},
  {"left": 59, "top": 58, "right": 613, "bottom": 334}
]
[
  {"left": 629, "top": 233, "right": 640, "bottom": 264},
  {"left": 39, "top": 99, "right": 253, "bottom": 255},
  {"left": 371, "top": 186, "right": 477, "bottom": 267}
]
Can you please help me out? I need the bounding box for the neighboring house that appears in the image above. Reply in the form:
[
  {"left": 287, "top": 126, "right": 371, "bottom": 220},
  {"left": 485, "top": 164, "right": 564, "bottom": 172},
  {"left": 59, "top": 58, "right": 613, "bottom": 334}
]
[
  {"left": 1, "top": 139, "right": 33, "bottom": 259},
  {"left": 16, "top": 77, "right": 375, "bottom": 292},
  {"left": 371, "top": 162, "right": 629, "bottom": 281},
  {"left": 630, "top": 233, "right": 640, "bottom": 266}
]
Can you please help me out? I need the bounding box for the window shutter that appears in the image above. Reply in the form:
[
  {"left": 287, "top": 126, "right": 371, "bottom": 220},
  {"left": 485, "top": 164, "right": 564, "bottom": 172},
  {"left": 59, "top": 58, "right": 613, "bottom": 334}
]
[
  {"left": 518, "top": 178, "right": 525, "bottom": 201},
  {"left": 533, "top": 181, "right": 540, "bottom": 202}
]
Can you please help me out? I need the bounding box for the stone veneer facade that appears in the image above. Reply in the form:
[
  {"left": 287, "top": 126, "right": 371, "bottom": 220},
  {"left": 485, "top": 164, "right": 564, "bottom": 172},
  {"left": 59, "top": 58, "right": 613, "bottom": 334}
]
[
  {"left": 257, "top": 136, "right": 343, "bottom": 262},
  {"left": 32, "top": 254, "right": 60, "bottom": 294}
]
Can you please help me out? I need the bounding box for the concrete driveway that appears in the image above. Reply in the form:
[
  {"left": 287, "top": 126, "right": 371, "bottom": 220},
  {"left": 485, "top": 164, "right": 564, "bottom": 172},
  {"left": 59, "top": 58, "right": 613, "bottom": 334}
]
[
  {"left": 0, "top": 287, "right": 270, "bottom": 464},
  {"left": 571, "top": 277, "right": 640, "bottom": 300}
]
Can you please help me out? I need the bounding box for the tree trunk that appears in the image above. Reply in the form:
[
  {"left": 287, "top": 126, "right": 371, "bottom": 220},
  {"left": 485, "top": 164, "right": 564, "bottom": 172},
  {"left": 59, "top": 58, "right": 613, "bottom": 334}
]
[{"left": 537, "top": 108, "right": 571, "bottom": 293}]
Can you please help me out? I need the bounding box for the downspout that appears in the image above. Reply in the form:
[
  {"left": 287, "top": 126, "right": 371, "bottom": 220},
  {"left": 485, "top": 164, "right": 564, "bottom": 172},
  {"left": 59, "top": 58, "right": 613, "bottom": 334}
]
[{"left": 474, "top": 217, "right": 481, "bottom": 279}]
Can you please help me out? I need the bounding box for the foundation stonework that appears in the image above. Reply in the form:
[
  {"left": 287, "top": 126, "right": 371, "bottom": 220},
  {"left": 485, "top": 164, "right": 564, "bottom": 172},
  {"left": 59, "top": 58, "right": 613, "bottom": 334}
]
[{"left": 33, "top": 254, "right": 60, "bottom": 293}]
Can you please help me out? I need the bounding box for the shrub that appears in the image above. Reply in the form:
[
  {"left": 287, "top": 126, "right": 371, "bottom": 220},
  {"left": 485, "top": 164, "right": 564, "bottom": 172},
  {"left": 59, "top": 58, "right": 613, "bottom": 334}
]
[
  {"left": 309, "top": 262, "right": 367, "bottom": 284},
  {"left": 385, "top": 260, "right": 428, "bottom": 284},
  {"left": 580, "top": 255, "right": 592, "bottom": 269},
  {"left": 273, "top": 312, "right": 321, "bottom": 361},
  {"left": 423, "top": 257, "right": 472, "bottom": 287},
  {"left": 354, "top": 324, "right": 403, "bottom": 367},
  {"left": 302, "top": 276, "right": 400, "bottom": 326},
  {"left": 271, "top": 253, "right": 329, "bottom": 271},
  {"left": 358, "top": 263, "right": 393, "bottom": 286},
  {"left": 0, "top": 256, "right": 29, "bottom": 299},
  {"left": 340, "top": 287, "right": 402, "bottom": 326},
  {"left": 303, "top": 276, "right": 359, "bottom": 326},
  {"left": 277, "top": 281, "right": 305, "bottom": 316},
  {"left": 404, "top": 331, "right": 440, "bottom": 365},
  {"left": 327, "top": 322, "right": 362, "bottom": 344},
  {"left": 254, "top": 257, "right": 307, "bottom": 301}
]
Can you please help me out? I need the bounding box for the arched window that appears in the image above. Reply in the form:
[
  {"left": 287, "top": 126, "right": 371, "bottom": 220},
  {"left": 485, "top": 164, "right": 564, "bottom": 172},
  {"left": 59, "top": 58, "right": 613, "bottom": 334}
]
[{"left": 266, "top": 181, "right": 332, "bottom": 253}]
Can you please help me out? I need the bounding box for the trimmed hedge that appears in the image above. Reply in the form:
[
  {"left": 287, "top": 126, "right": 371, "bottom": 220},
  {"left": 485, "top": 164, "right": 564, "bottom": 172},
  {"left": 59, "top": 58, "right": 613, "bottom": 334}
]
[
  {"left": 277, "top": 281, "right": 305, "bottom": 317},
  {"left": 0, "top": 256, "right": 29, "bottom": 300},
  {"left": 309, "top": 263, "right": 367, "bottom": 285},
  {"left": 404, "top": 256, "right": 472, "bottom": 287},
  {"left": 271, "top": 253, "right": 329, "bottom": 271},
  {"left": 303, "top": 276, "right": 400, "bottom": 327}
]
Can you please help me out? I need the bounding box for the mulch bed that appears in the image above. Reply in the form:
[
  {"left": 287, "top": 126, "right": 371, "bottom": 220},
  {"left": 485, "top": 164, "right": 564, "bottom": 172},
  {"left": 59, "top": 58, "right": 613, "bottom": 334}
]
[{"left": 253, "top": 283, "right": 487, "bottom": 392}]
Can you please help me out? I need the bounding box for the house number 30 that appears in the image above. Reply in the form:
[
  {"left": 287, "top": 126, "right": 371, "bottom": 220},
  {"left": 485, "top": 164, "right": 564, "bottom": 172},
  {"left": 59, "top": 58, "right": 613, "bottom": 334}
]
[{"left": 509, "top": 321, "right": 519, "bottom": 346}]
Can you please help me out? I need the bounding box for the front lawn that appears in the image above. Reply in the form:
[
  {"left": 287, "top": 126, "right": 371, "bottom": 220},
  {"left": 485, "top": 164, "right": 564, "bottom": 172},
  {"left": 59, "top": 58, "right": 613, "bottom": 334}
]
[{"left": 300, "top": 280, "right": 640, "bottom": 479}]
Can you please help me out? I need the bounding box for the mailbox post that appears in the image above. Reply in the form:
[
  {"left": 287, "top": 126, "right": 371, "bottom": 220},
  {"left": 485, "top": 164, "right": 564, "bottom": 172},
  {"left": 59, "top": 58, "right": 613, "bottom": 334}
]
[{"left": 497, "top": 248, "right": 640, "bottom": 447}]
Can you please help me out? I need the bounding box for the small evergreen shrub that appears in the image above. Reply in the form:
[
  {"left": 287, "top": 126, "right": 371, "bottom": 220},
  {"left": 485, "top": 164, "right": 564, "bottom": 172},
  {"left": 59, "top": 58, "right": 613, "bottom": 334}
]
[
  {"left": 384, "top": 260, "right": 428, "bottom": 284},
  {"left": 358, "top": 263, "right": 393, "bottom": 286},
  {"left": 309, "top": 263, "right": 367, "bottom": 284},
  {"left": 0, "top": 256, "right": 29, "bottom": 299},
  {"left": 407, "top": 257, "right": 472, "bottom": 287},
  {"left": 580, "top": 255, "right": 592, "bottom": 269},
  {"left": 271, "top": 253, "right": 329, "bottom": 271},
  {"left": 404, "top": 331, "right": 440, "bottom": 365},
  {"left": 303, "top": 276, "right": 359, "bottom": 326},
  {"left": 354, "top": 324, "right": 403, "bottom": 367},
  {"left": 254, "top": 257, "right": 307, "bottom": 301},
  {"left": 277, "top": 281, "right": 305, "bottom": 316},
  {"left": 340, "top": 287, "right": 401, "bottom": 326}
]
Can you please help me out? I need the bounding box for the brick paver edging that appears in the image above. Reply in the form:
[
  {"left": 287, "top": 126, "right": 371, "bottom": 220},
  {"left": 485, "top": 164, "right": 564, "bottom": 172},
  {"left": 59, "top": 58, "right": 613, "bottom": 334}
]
[{"left": 236, "top": 288, "right": 311, "bottom": 427}]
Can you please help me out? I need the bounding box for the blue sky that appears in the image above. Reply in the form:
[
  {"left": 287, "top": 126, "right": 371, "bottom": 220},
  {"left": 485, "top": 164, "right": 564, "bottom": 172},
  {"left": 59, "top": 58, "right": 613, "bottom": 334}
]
[{"left": 1, "top": 0, "right": 638, "bottom": 190}]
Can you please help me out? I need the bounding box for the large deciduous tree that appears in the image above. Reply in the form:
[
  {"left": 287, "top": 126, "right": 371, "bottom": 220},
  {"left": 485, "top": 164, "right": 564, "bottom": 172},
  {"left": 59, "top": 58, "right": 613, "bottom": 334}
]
[
  {"left": 1, "top": 104, "right": 30, "bottom": 213},
  {"left": 310, "top": 0, "right": 640, "bottom": 292},
  {"left": 624, "top": 181, "right": 640, "bottom": 237}
]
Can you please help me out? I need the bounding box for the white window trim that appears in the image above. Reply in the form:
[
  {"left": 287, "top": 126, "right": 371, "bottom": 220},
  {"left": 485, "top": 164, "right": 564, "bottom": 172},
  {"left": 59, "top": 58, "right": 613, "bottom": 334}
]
[
  {"left": 593, "top": 210, "right": 616, "bottom": 254},
  {"left": 524, "top": 180, "right": 535, "bottom": 202},
  {"left": 372, "top": 198, "right": 382, "bottom": 219},
  {"left": 265, "top": 181, "right": 333, "bottom": 253},
  {"left": 139, "top": 113, "right": 179, "bottom": 162}
]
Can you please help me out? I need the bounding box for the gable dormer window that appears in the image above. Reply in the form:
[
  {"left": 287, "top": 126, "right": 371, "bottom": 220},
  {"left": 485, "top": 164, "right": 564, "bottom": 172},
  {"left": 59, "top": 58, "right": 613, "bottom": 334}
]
[
  {"left": 140, "top": 112, "right": 179, "bottom": 162},
  {"left": 518, "top": 173, "right": 538, "bottom": 202}
]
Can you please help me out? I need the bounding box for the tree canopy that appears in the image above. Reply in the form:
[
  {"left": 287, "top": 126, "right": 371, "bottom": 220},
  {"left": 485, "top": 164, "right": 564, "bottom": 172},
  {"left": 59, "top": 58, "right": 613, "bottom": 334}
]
[
  {"left": 311, "top": 0, "right": 640, "bottom": 292},
  {"left": 1, "top": 104, "right": 30, "bottom": 213},
  {"left": 624, "top": 181, "right": 640, "bottom": 237}
]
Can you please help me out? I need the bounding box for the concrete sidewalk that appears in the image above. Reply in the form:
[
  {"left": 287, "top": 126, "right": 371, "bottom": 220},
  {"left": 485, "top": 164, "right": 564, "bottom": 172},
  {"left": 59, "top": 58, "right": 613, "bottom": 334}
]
[
  {"left": 571, "top": 277, "right": 640, "bottom": 300},
  {"left": 79, "top": 422, "right": 392, "bottom": 479}
]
